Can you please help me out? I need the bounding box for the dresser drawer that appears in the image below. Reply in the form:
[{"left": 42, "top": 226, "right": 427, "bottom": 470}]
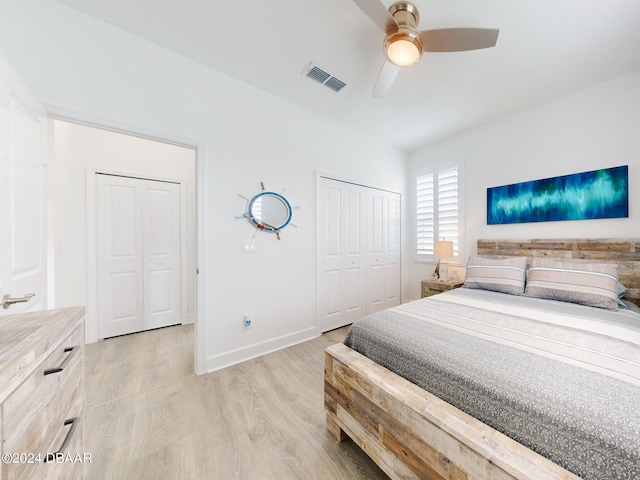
[
  {"left": 43, "top": 406, "right": 84, "bottom": 480},
  {"left": 19, "top": 395, "right": 84, "bottom": 480},
  {"left": 2, "top": 324, "right": 84, "bottom": 480}
]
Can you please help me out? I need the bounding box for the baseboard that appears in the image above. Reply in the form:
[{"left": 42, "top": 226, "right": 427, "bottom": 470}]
[{"left": 204, "top": 326, "right": 318, "bottom": 373}]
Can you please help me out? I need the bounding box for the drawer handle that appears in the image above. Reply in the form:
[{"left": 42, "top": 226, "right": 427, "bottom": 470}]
[
  {"left": 43, "top": 346, "right": 80, "bottom": 375},
  {"left": 45, "top": 417, "right": 80, "bottom": 463}
]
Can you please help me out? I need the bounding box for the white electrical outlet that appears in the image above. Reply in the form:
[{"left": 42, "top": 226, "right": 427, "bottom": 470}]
[{"left": 242, "top": 314, "right": 252, "bottom": 330}]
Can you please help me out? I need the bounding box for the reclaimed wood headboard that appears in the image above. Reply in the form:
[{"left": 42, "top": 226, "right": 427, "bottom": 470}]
[{"left": 477, "top": 238, "right": 640, "bottom": 307}]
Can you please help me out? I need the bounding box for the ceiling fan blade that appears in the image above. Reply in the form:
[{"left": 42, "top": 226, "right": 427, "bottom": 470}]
[
  {"left": 352, "top": 0, "right": 397, "bottom": 32},
  {"left": 372, "top": 61, "right": 400, "bottom": 98},
  {"left": 421, "top": 28, "right": 499, "bottom": 52}
]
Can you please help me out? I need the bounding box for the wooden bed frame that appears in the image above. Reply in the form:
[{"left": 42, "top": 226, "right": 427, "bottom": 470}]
[
  {"left": 324, "top": 238, "right": 640, "bottom": 480},
  {"left": 477, "top": 238, "right": 640, "bottom": 307}
]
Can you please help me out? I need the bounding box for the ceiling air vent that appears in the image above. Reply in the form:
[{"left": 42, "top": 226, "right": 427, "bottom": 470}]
[{"left": 303, "top": 63, "right": 347, "bottom": 93}]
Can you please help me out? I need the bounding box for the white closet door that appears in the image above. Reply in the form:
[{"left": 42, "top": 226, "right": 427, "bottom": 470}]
[
  {"left": 366, "top": 189, "right": 401, "bottom": 314},
  {"left": 0, "top": 54, "right": 47, "bottom": 315},
  {"left": 143, "top": 181, "right": 181, "bottom": 330},
  {"left": 317, "top": 177, "right": 401, "bottom": 332},
  {"left": 96, "top": 174, "right": 181, "bottom": 338},
  {"left": 317, "top": 178, "right": 367, "bottom": 332},
  {"left": 96, "top": 175, "right": 145, "bottom": 337}
]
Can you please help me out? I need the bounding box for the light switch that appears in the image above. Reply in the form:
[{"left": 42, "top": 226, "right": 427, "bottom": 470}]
[{"left": 242, "top": 239, "right": 256, "bottom": 253}]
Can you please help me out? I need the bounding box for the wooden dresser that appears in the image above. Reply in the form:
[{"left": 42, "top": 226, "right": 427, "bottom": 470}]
[{"left": 0, "top": 307, "right": 85, "bottom": 480}]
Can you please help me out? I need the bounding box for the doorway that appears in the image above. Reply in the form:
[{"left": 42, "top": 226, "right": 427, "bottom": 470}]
[{"left": 51, "top": 119, "right": 197, "bottom": 346}]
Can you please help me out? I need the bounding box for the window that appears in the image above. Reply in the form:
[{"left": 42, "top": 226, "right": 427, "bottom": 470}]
[{"left": 415, "top": 161, "right": 463, "bottom": 261}]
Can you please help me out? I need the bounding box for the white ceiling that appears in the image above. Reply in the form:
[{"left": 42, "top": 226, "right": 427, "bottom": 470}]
[{"left": 53, "top": 0, "right": 640, "bottom": 152}]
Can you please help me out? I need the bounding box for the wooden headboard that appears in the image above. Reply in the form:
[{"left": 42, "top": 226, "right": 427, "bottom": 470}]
[{"left": 477, "top": 238, "right": 640, "bottom": 307}]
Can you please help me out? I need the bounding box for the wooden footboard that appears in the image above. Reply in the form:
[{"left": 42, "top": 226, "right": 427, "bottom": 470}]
[{"left": 324, "top": 343, "right": 583, "bottom": 480}]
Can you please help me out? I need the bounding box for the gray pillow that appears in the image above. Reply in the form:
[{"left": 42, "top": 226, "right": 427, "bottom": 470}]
[
  {"left": 525, "top": 258, "right": 618, "bottom": 310},
  {"left": 464, "top": 255, "right": 527, "bottom": 295}
]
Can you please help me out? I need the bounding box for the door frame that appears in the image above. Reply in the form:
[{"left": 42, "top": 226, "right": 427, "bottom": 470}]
[
  {"left": 48, "top": 111, "right": 205, "bottom": 375},
  {"left": 87, "top": 168, "right": 189, "bottom": 343}
]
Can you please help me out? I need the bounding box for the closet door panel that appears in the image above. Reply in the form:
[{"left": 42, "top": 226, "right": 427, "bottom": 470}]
[
  {"left": 142, "top": 181, "right": 181, "bottom": 330},
  {"left": 343, "top": 188, "right": 366, "bottom": 320},
  {"left": 317, "top": 179, "right": 366, "bottom": 332},
  {"left": 318, "top": 185, "right": 344, "bottom": 329},
  {"left": 96, "top": 177, "right": 144, "bottom": 338},
  {"left": 383, "top": 192, "right": 402, "bottom": 308},
  {"left": 366, "top": 190, "right": 401, "bottom": 314}
]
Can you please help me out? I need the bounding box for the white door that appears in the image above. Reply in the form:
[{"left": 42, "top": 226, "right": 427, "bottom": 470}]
[
  {"left": 0, "top": 54, "right": 47, "bottom": 315},
  {"left": 317, "top": 178, "right": 367, "bottom": 332},
  {"left": 143, "top": 181, "right": 182, "bottom": 330},
  {"left": 366, "top": 189, "right": 401, "bottom": 314},
  {"left": 317, "top": 177, "right": 401, "bottom": 332},
  {"left": 96, "top": 174, "right": 181, "bottom": 338}
]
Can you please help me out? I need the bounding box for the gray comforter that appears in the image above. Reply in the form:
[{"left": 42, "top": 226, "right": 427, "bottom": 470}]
[{"left": 344, "top": 288, "right": 640, "bottom": 480}]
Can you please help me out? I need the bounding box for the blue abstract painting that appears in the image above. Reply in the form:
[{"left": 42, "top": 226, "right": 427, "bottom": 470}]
[{"left": 487, "top": 165, "right": 628, "bottom": 225}]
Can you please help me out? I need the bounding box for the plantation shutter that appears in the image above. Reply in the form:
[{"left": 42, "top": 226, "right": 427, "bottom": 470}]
[
  {"left": 416, "top": 173, "right": 434, "bottom": 255},
  {"left": 437, "top": 167, "right": 459, "bottom": 256},
  {"left": 415, "top": 164, "right": 460, "bottom": 259}
]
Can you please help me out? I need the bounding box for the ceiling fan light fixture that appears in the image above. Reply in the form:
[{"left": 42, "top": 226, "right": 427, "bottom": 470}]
[
  {"left": 354, "top": 0, "right": 500, "bottom": 97},
  {"left": 384, "top": 28, "right": 422, "bottom": 67}
]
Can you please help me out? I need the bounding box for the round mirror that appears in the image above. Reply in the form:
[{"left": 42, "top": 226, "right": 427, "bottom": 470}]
[{"left": 247, "top": 191, "right": 292, "bottom": 231}]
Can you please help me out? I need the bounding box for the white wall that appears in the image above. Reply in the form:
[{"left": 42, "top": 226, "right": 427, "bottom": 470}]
[
  {"left": 0, "top": 0, "right": 408, "bottom": 373},
  {"left": 408, "top": 70, "right": 640, "bottom": 299},
  {"left": 50, "top": 119, "right": 197, "bottom": 341}
]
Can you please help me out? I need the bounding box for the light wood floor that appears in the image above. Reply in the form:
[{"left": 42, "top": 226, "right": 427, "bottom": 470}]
[{"left": 84, "top": 324, "right": 388, "bottom": 479}]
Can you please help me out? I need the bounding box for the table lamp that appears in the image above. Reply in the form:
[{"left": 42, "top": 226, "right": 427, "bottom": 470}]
[{"left": 434, "top": 240, "right": 454, "bottom": 281}]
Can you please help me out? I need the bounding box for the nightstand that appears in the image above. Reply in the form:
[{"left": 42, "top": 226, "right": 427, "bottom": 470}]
[{"left": 421, "top": 279, "right": 464, "bottom": 298}]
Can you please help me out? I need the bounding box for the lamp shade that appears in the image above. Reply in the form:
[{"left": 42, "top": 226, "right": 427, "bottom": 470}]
[{"left": 434, "top": 240, "right": 453, "bottom": 257}]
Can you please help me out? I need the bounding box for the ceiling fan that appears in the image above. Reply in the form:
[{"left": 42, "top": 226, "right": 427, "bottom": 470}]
[{"left": 353, "top": 0, "right": 499, "bottom": 98}]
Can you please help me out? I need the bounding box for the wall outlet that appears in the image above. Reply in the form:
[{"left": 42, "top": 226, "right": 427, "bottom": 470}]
[{"left": 242, "top": 314, "right": 252, "bottom": 330}]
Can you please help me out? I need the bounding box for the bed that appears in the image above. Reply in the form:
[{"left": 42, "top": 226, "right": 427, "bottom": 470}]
[{"left": 324, "top": 238, "right": 640, "bottom": 480}]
